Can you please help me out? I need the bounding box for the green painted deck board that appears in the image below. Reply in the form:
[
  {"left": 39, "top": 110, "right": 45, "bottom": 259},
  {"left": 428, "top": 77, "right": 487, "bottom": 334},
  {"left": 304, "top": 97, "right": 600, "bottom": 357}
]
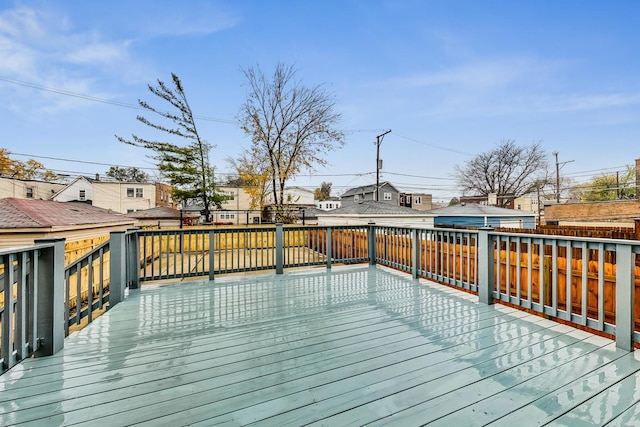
[{"left": 1, "top": 265, "right": 639, "bottom": 426}]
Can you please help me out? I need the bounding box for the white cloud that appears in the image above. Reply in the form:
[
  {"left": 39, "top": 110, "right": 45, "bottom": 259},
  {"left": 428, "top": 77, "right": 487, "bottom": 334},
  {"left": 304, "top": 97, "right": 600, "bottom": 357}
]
[{"left": 0, "top": 5, "right": 144, "bottom": 114}]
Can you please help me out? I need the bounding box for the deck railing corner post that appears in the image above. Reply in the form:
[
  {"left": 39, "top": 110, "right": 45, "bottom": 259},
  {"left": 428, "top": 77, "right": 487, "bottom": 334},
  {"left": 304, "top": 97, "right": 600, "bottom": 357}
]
[
  {"left": 208, "top": 230, "right": 215, "bottom": 281},
  {"left": 412, "top": 228, "right": 419, "bottom": 279},
  {"left": 478, "top": 227, "right": 495, "bottom": 305},
  {"left": 109, "top": 231, "right": 127, "bottom": 307},
  {"left": 33, "top": 237, "right": 66, "bottom": 357},
  {"left": 126, "top": 228, "right": 140, "bottom": 289},
  {"left": 276, "top": 223, "right": 284, "bottom": 274},
  {"left": 326, "top": 226, "right": 332, "bottom": 269},
  {"left": 368, "top": 222, "right": 377, "bottom": 265},
  {"left": 615, "top": 242, "right": 634, "bottom": 351}
]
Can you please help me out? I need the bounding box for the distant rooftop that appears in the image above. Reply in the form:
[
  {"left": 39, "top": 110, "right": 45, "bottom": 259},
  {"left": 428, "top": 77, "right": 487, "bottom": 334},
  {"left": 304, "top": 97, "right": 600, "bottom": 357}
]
[
  {"left": 319, "top": 200, "right": 425, "bottom": 216},
  {"left": 428, "top": 203, "right": 536, "bottom": 217}
]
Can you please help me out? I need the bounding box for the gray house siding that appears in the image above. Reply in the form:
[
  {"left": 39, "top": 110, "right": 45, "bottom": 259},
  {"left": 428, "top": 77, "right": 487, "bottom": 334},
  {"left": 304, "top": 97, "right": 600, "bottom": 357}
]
[{"left": 341, "top": 182, "right": 399, "bottom": 207}]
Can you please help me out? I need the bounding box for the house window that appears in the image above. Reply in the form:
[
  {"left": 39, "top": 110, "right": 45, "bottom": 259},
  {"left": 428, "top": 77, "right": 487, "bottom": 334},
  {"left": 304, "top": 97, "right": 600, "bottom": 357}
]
[
  {"left": 414, "top": 196, "right": 422, "bottom": 205},
  {"left": 383, "top": 192, "right": 392, "bottom": 201},
  {"left": 354, "top": 195, "right": 360, "bottom": 201},
  {"left": 406, "top": 196, "right": 412, "bottom": 204},
  {"left": 79, "top": 190, "right": 86, "bottom": 201},
  {"left": 135, "top": 188, "right": 144, "bottom": 198},
  {"left": 26, "top": 187, "right": 34, "bottom": 198},
  {"left": 127, "top": 188, "right": 134, "bottom": 198}
]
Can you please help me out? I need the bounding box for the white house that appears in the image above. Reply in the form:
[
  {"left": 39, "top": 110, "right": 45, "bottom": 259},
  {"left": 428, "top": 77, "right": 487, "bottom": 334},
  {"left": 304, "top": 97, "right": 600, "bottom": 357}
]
[
  {"left": 315, "top": 197, "right": 342, "bottom": 211},
  {"left": 0, "top": 177, "right": 65, "bottom": 200},
  {"left": 264, "top": 186, "right": 315, "bottom": 206},
  {"left": 52, "top": 177, "right": 157, "bottom": 214}
]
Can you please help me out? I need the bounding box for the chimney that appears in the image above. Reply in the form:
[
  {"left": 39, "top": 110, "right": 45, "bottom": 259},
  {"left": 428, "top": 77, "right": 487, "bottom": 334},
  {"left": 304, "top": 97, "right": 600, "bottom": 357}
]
[{"left": 95, "top": 173, "right": 100, "bottom": 181}]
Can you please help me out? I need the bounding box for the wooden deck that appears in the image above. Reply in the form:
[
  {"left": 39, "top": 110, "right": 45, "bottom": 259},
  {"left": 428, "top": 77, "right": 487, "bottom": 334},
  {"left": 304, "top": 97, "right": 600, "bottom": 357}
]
[{"left": 1, "top": 265, "right": 640, "bottom": 426}]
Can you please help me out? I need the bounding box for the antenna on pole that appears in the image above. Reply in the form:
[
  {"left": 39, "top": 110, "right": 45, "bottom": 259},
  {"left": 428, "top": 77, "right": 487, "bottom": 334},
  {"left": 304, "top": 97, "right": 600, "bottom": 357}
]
[{"left": 375, "top": 129, "right": 391, "bottom": 201}]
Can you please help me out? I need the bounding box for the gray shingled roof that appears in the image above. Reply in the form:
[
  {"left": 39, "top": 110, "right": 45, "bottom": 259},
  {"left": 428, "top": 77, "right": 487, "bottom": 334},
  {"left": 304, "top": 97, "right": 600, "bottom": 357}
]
[
  {"left": 428, "top": 204, "right": 536, "bottom": 216},
  {"left": 319, "top": 200, "right": 427, "bottom": 216},
  {"left": 341, "top": 182, "right": 398, "bottom": 198},
  {"left": 0, "top": 198, "right": 133, "bottom": 229}
]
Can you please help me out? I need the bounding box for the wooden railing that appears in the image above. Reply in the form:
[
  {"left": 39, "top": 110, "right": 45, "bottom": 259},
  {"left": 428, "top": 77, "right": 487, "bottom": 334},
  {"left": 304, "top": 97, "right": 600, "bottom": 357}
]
[{"left": 2, "top": 223, "right": 639, "bottom": 374}]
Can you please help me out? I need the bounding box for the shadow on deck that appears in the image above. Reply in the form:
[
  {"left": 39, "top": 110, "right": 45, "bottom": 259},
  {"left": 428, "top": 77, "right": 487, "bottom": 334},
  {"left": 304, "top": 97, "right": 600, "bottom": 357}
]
[{"left": 2, "top": 265, "right": 640, "bottom": 426}]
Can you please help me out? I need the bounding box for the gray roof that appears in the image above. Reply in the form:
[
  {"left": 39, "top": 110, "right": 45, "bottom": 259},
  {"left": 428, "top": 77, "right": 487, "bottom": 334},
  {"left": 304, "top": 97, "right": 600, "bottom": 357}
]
[
  {"left": 319, "top": 200, "right": 426, "bottom": 216},
  {"left": 428, "top": 204, "right": 536, "bottom": 217},
  {"left": 341, "top": 182, "right": 398, "bottom": 198}
]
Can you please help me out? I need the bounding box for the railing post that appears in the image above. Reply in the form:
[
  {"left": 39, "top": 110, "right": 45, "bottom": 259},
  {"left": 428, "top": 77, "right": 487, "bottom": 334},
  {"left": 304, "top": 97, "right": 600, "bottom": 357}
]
[
  {"left": 208, "top": 230, "right": 215, "bottom": 281},
  {"left": 126, "top": 228, "right": 140, "bottom": 289},
  {"left": 368, "top": 223, "right": 377, "bottom": 265},
  {"left": 33, "top": 238, "right": 65, "bottom": 357},
  {"left": 276, "top": 223, "right": 284, "bottom": 274},
  {"left": 615, "top": 242, "right": 634, "bottom": 351},
  {"left": 478, "top": 227, "right": 495, "bottom": 305},
  {"left": 326, "top": 227, "right": 332, "bottom": 270},
  {"left": 412, "top": 229, "right": 419, "bottom": 279},
  {"left": 109, "top": 231, "right": 126, "bottom": 307}
]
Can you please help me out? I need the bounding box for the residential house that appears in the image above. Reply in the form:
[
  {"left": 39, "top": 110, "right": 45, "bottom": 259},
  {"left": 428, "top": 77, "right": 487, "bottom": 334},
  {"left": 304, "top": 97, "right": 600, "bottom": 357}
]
[
  {"left": 399, "top": 192, "right": 433, "bottom": 211},
  {"left": 0, "top": 176, "right": 65, "bottom": 200},
  {"left": 513, "top": 194, "right": 539, "bottom": 214},
  {"left": 211, "top": 186, "right": 261, "bottom": 225},
  {"left": 51, "top": 176, "right": 162, "bottom": 214},
  {"left": 155, "top": 183, "right": 176, "bottom": 209},
  {"left": 315, "top": 197, "right": 342, "bottom": 211},
  {"left": 429, "top": 204, "right": 536, "bottom": 229},
  {"left": 340, "top": 182, "right": 400, "bottom": 207},
  {"left": 0, "top": 198, "right": 136, "bottom": 249},
  {"left": 262, "top": 186, "right": 316, "bottom": 223},
  {"left": 264, "top": 186, "right": 315, "bottom": 206},
  {"left": 317, "top": 200, "right": 433, "bottom": 228}
]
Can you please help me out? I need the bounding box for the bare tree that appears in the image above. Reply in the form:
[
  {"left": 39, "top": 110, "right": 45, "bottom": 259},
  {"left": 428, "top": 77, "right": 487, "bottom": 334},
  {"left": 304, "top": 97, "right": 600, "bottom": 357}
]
[
  {"left": 238, "top": 63, "right": 344, "bottom": 217},
  {"left": 454, "top": 140, "right": 550, "bottom": 207}
]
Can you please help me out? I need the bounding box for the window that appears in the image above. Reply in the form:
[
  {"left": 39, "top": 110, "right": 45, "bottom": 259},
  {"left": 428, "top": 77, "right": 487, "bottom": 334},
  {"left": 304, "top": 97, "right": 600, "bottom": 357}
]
[
  {"left": 354, "top": 194, "right": 360, "bottom": 201},
  {"left": 414, "top": 196, "right": 422, "bottom": 205},
  {"left": 517, "top": 204, "right": 522, "bottom": 210},
  {"left": 127, "top": 188, "right": 134, "bottom": 198},
  {"left": 220, "top": 191, "right": 235, "bottom": 201},
  {"left": 383, "top": 192, "right": 392, "bottom": 201},
  {"left": 26, "top": 187, "right": 34, "bottom": 198},
  {"left": 79, "top": 190, "right": 86, "bottom": 201},
  {"left": 126, "top": 209, "right": 135, "bottom": 214},
  {"left": 406, "top": 196, "right": 412, "bottom": 204},
  {"left": 135, "top": 188, "right": 144, "bottom": 198}
]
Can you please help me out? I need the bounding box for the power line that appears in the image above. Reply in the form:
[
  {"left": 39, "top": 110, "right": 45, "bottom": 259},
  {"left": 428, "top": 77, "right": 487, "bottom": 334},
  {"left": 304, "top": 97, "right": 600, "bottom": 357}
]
[{"left": 0, "top": 75, "right": 238, "bottom": 124}]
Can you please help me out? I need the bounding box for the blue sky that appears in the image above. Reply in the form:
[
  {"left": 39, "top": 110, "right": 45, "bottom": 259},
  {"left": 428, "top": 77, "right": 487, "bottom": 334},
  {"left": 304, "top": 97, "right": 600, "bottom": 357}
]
[{"left": 1, "top": 0, "right": 639, "bottom": 202}]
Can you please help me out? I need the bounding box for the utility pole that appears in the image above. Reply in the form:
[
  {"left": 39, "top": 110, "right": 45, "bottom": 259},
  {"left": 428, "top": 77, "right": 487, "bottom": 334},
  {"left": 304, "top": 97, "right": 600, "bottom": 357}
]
[
  {"left": 554, "top": 152, "right": 574, "bottom": 204},
  {"left": 375, "top": 129, "right": 392, "bottom": 201}
]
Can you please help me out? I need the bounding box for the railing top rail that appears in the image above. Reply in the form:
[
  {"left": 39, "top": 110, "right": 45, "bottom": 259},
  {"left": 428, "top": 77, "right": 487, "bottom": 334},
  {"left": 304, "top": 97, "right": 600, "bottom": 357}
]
[
  {"left": 491, "top": 230, "right": 640, "bottom": 246},
  {"left": 65, "top": 240, "right": 110, "bottom": 271},
  {"left": 0, "top": 243, "right": 55, "bottom": 257}
]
